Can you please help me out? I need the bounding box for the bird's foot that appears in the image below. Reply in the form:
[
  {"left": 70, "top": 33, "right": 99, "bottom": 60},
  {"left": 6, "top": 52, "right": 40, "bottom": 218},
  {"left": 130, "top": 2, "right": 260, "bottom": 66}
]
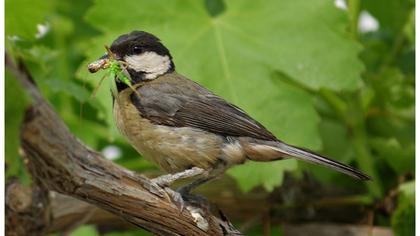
[
  {"left": 164, "top": 188, "right": 210, "bottom": 230},
  {"left": 178, "top": 187, "right": 210, "bottom": 211},
  {"left": 147, "top": 168, "right": 210, "bottom": 211},
  {"left": 165, "top": 187, "right": 186, "bottom": 211},
  {"left": 145, "top": 179, "right": 169, "bottom": 198},
  {"left": 150, "top": 175, "right": 172, "bottom": 188},
  {"left": 146, "top": 173, "right": 183, "bottom": 198}
]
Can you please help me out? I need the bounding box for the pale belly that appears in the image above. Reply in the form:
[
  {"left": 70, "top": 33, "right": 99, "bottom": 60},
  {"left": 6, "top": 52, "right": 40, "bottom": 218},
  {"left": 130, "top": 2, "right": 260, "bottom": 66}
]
[{"left": 113, "top": 97, "right": 225, "bottom": 173}]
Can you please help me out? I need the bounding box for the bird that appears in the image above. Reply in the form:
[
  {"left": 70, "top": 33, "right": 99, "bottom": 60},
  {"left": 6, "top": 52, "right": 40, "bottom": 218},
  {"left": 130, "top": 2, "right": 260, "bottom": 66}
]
[{"left": 88, "top": 30, "right": 370, "bottom": 205}]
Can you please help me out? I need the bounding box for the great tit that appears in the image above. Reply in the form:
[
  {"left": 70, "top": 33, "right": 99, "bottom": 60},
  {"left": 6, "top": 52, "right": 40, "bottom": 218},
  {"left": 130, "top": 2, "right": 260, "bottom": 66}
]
[{"left": 88, "top": 31, "right": 370, "bottom": 203}]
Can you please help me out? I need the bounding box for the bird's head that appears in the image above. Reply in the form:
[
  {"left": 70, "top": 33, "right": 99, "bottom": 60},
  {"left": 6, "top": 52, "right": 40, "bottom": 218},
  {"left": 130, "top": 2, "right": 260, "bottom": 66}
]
[{"left": 89, "top": 31, "right": 175, "bottom": 90}]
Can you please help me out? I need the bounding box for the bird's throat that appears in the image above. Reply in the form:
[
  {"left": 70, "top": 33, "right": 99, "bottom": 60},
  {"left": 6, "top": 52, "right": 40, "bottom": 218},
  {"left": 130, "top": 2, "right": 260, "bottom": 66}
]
[{"left": 115, "top": 66, "right": 174, "bottom": 92}]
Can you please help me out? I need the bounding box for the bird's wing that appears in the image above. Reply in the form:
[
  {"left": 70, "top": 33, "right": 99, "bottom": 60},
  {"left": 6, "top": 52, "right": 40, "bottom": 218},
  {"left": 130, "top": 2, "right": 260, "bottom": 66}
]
[
  {"left": 128, "top": 77, "right": 371, "bottom": 180},
  {"left": 130, "top": 81, "right": 277, "bottom": 141}
]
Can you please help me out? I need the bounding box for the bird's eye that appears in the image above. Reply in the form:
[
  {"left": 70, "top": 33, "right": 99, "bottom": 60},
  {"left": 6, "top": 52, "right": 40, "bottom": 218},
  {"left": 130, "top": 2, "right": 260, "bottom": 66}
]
[{"left": 132, "top": 46, "right": 143, "bottom": 54}]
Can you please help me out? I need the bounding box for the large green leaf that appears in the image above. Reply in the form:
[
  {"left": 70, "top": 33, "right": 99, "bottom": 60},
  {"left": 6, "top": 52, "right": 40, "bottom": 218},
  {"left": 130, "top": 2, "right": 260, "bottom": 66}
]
[
  {"left": 85, "top": 0, "right": 363, "bottom": 90},
  {"left": 228, "top": 159, "right": 297, "bottom": 192},
  {"left": 81, "top": 0, "right": 363, "bottom": 190}
]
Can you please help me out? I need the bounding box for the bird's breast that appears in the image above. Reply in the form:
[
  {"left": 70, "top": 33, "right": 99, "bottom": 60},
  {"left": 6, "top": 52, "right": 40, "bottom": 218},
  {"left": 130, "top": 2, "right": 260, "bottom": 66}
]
[{"left": 113, "top": 89, "right": 226, "bottom": 173}]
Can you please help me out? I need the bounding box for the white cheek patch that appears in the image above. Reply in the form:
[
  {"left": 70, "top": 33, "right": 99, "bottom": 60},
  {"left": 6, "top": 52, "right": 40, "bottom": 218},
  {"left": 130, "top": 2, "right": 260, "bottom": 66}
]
[{"left": 124, "top": 52, "right": 171, "bottom": 80}]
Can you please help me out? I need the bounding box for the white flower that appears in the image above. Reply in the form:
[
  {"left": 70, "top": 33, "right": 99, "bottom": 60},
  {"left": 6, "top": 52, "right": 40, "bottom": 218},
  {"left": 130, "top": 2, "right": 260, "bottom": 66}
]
[
  {"left": 102, "top": 145, "right": 122, "bottom": 160},
  {"left": 359, "top": 11, "right": 379, "bottom": 33}
]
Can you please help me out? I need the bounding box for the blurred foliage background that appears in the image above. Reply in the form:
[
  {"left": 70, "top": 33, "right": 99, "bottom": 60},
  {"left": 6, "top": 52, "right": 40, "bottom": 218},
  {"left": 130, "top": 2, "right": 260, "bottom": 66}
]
[{"left": 5, "top": 0, "right": 415, "bottom": 235}]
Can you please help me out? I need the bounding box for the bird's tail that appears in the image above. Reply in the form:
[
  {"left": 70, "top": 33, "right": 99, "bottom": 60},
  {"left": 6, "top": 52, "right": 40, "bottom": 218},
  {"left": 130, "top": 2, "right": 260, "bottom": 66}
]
[{"left": 271, "top": 142, "right": 371, "bottom": 180}]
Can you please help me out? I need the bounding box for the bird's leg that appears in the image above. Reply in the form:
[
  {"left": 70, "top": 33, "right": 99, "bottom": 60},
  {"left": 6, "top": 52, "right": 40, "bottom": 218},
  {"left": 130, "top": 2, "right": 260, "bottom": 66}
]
[
  {"left": 176, "top": 177, "right": 214, "bottom": 210},
  {"left": 177, "top": 176, "right": 213, "bottom": 195},
  {"left": 175, "top": 164, "right": 227, "bottom": 210},
  {"left": 163, "top": 174, "right": 214, "bottom": 212},
  {"left": 177, "top": 162, "right": 226, "bottom": 195},
  {"left": 152, "top": 165, "right": 225, "bottom": 211},
  {"left": 151, "top": 167, "right": 206, "bottom": 188},
  {"left": 148, "top": 167, "right": 210, "bottom": 211}
]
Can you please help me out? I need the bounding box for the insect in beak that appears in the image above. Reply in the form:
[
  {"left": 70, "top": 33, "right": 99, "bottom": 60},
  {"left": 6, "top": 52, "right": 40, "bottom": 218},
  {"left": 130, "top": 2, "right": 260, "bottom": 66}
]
[
  {"left": 88, "top": 47, "right": 125, "bottom": 73},
  {"left": 87, "top": 46, "right": 140, "bottom": 97},
  {"left": 88, "top": 54, "right": 110, "bottom": 73}
]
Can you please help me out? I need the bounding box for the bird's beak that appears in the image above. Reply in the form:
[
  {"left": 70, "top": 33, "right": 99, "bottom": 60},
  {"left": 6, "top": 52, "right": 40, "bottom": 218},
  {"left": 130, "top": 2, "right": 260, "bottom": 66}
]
[
  {"left": 88, "top": 54, "right": 109, "bottom": 73},
  {"left": 99, "top": 54, "right": 109, "bottom": 60}
]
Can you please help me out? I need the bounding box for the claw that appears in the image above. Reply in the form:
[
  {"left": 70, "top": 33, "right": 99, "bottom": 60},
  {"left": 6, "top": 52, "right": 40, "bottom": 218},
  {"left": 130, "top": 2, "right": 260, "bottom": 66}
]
[{"left": 144, "top": 180, "right": 169, "bottom": 199}]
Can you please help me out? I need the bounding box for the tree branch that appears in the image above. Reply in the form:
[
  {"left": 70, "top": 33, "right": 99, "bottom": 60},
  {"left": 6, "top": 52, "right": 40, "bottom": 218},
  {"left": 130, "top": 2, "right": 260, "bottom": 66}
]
[{"left": 5, "top": 53, "right": 242, "bottom": 236}]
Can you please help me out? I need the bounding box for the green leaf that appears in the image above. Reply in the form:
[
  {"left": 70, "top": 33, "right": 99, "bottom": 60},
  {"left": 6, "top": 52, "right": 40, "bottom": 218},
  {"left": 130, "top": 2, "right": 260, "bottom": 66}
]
[
  {"left": 319, "top": 119, "right": 354, "bottom": 163},
  {"left": 392, "top": 198, "right": 415, "bottom": 236},
  {"left": 85, "top": 0, "right": 363, "bottom": 91},
  {"left": 5, "top": 0, "right": 55, "bottom": 39},
  {"left": 369, "top": 137, "right": 414, "bottom": 174},
  {"left": 399, "top": 180, "right": 414, "bottom": 200},
  {"left": 228, "top": 159, "right": 297, "bottom": 192},
  {"left": 82, "top": 0, "right": 364, "bottom": 190},
  {"left": 392, "top": 181, "right": 415, "bottom": 236}
]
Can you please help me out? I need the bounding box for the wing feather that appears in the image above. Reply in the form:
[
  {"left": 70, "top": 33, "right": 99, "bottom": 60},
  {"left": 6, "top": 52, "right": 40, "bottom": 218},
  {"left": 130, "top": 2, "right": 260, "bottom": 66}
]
[{"left": 130, "top": 79, "right": 276, "bottom": 141}]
